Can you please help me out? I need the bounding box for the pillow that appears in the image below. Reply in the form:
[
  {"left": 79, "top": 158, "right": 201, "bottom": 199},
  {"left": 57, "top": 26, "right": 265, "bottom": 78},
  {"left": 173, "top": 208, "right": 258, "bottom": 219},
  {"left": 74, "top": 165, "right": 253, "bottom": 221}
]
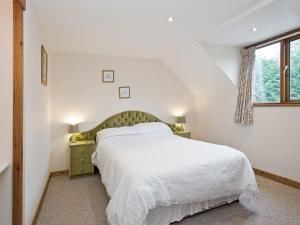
[
  {"left": 134, "top": 122, "right": 172, "bottom": 134},
  {"left": 96, "top": 122, "right": 172, "bottom": 142}
]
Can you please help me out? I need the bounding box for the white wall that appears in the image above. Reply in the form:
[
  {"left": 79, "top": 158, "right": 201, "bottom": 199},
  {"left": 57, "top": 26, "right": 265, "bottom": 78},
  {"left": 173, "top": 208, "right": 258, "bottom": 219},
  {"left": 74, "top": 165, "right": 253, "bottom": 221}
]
[
  {"left": 0, "top": 1, "right": 13, "bottom": 225},
  {"left": 195, "top": 45, "right": 300, "bottom": 182},
  {"left": 160, "top": 41, "right": 233, "bottom": 95},
  {"left": 23, "top": 1, "right": 51, "bottom": 224},
  {"left": 50, "top": 53, "right": 195, "bottom": 171},
  {"left": 201, "top": 44, "right": 241, "bottom": 86}
]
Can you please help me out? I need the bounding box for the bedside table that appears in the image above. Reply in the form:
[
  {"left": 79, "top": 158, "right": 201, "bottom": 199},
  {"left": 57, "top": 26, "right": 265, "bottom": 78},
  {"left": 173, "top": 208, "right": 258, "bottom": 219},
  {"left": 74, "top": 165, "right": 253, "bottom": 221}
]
[
  {"left": 69, "top": 140, "right": 95, "bottom": 178},
  {"left": 174, "top": 131, "right": 191, "bottom": 139}
]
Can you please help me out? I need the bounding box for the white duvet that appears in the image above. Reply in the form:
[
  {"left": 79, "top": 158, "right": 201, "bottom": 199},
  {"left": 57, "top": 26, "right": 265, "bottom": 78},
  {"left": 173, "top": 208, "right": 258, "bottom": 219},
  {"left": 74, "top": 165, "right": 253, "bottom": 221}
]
[{"left": 92, "top": 123, "right": 258, "bottom": 225}]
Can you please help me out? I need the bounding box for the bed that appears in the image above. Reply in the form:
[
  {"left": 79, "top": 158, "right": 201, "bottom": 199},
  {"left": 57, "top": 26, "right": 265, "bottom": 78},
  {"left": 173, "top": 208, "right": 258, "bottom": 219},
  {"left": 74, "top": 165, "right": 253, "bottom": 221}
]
[{"left": 75, "top": 111, "right": 258, "bottom": 225}]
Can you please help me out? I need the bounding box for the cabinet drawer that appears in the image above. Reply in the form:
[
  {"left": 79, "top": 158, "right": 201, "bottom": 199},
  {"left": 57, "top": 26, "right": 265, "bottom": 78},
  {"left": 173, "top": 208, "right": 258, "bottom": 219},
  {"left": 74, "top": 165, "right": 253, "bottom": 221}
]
[
  {"left": 71, "top": 146, "right": 95, "bottom": 159},
  {"left": 180, "top": 132, "right": 191, "bottom": 138},
  {"left": 70, "top": 164, "right": 93, "bottom": 176},
  {"left": 71, "top": 157, "right": 91, "bottom": 167}
]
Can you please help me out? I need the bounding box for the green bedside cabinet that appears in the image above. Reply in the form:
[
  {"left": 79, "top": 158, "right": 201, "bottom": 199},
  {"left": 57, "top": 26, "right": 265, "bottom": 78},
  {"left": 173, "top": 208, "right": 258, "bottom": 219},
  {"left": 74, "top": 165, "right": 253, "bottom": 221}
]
[
  {"left": 69, "top": 140, "right": 95, "bottom": 178},
  {"left": 174, "top": 131, "right": 191, "bottom": 139}
]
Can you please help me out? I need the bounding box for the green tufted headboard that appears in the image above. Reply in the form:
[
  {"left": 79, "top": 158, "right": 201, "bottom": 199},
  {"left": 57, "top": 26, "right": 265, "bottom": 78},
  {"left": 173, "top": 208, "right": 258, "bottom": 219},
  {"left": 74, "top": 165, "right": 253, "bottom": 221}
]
[{"left": 73, "top": 111, "right": 178, "bottom": 142}]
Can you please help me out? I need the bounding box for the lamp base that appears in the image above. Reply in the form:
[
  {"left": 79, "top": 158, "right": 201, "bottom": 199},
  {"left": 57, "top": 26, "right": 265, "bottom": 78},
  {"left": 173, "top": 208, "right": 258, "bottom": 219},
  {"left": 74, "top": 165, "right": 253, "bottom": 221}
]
[
  {"left": 70, "top": 134, "right": 77, "bottom": 143},
  {"left": 175, "top": 124, "right": 184, "bottom": 131}
]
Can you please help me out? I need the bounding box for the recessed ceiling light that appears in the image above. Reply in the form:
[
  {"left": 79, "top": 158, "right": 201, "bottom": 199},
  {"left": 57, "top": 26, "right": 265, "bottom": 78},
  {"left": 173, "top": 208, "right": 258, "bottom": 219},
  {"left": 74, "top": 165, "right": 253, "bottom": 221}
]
[
  {"left": 167, "top": 17, "right": 174, "bottom": 23},
  {"left": 251, "top": 27, "right": 258, "bottom": 32}
]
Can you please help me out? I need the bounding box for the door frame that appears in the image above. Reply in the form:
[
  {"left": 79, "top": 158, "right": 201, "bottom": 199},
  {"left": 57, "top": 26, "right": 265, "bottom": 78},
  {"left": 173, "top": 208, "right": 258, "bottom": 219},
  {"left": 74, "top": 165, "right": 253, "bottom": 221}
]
[{"left": 13, "top": 0, "right": 26, "bottom": 224}]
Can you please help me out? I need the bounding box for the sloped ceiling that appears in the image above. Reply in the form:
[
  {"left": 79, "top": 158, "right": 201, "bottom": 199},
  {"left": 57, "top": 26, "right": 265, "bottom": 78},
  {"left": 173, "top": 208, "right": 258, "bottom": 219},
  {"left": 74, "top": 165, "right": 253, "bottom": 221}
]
[
  {"left": 200, "top": 0, "right": 300, "bottom": 46},
  {"left": 32, "top": 0, "right": 300, "bottom": 95}
]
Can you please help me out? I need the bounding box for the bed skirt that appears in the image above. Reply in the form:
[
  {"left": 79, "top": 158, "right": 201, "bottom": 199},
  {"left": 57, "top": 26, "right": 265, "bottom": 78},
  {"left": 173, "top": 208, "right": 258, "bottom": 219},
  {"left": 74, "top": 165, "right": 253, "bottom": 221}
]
[{"left": 144, "top": 194, "right": 240, "bottom": 225}]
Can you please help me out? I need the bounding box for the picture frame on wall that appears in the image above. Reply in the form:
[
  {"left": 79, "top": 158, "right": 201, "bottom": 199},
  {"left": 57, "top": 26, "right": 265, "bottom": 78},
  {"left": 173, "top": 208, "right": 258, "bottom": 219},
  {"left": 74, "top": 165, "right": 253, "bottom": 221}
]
[
  {"left": 102, "top": 70, "right": 114, "bottom": 83},
  {"left": 41, "top": 45, "right": 48, "bottom": 86},
  {"left": 119, "top": 86, "right": 130, "bottom": 99}
]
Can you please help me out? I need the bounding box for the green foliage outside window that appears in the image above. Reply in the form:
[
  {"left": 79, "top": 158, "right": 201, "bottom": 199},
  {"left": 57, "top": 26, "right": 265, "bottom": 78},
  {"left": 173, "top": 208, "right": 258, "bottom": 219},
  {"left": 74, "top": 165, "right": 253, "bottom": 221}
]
[
  {"left": 290, "top": 39, "right": 300, "bottom": 100},
  {"left": 254, "top": 44, "right": 280, "bottom": 103},
  {"left": 254, "top": 40, "right": 300, "bottom": 103}
]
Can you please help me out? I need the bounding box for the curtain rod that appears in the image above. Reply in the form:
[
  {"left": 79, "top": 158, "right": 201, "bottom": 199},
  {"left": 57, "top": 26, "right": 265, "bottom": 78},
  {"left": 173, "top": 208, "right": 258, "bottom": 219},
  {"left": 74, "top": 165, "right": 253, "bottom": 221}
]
[{"left": 245, "top": 27, "right": 300, "bottom": 49}]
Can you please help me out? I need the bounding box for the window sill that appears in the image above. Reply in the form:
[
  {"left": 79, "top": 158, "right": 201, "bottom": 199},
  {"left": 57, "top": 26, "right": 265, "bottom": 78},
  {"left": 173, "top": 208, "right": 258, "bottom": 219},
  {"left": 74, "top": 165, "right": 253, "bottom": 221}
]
[{"left": 253, "top": 103, "right": 300, "bottom": 107}]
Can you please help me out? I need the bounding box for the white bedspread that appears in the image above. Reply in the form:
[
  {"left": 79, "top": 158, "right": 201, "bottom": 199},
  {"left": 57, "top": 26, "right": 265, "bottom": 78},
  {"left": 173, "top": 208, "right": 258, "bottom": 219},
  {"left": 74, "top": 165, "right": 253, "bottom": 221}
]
[{"left": 92, "top": 124, "right": 258, "bottom": 225}]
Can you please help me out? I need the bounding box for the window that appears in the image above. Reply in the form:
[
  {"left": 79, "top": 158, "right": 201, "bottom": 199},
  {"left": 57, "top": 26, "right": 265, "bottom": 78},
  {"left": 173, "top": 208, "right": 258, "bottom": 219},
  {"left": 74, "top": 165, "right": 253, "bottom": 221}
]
[
  {"left": 252, "top": 29, "right": 300, "bottom": 106},
  {"left": 289, "top": 39, "right": 300, "bottom": 101},
  {"left": 254, "top": 43, "right": 281, "bottom": 103}
]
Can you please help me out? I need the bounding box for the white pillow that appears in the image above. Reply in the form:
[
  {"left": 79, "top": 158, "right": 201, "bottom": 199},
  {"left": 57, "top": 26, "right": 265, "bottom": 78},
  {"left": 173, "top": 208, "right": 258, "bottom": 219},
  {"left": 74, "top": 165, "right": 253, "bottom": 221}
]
[
  {"left": 96, "top": 122, "right": 172, "bottom": 142},
  {"left": 134, "top": 122, "right": 172, "bottom": 134}
]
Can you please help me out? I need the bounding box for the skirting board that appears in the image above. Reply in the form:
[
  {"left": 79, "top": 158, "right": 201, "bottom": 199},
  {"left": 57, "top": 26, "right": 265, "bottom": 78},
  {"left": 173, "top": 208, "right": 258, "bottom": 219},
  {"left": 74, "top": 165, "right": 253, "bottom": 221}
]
[
  {"left": 31, "top": 170, "right": 69, "bottom": 225},
  {"left": 253, "top": 168, "right": 300, "bottom": 189}
]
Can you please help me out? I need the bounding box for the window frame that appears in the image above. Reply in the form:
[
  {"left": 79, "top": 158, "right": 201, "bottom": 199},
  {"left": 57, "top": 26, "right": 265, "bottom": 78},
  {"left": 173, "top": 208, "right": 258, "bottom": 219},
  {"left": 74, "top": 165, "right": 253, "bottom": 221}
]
[
  {"left": 248, "top": 28, "right": 300, "bottom": 107},
  {"left": 286, "top": 35, "right": 300, "bottom": 104}
]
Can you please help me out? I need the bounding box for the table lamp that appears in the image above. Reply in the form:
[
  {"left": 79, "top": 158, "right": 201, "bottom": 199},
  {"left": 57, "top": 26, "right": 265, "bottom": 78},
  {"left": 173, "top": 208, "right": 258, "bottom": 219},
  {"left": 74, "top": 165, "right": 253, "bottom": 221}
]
[
  {"left": 176, "top": 116, "right": 186, "bottom": 131},
  {"left": 69, "top": 124, "right": 79, "bottom": 143}
]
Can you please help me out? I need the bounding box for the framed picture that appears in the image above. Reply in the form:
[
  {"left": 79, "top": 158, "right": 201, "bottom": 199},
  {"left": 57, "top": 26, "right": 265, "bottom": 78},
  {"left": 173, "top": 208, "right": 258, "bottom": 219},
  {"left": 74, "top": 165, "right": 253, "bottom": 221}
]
[
  {"left": 102, "top": 70, "right": 114, "bottom": 83},
  {"left": 119, "top": 86, "right": 130, "bottom": 99},
  {"left": 41, "top": 45, "right": 48, "bottom": 86}
]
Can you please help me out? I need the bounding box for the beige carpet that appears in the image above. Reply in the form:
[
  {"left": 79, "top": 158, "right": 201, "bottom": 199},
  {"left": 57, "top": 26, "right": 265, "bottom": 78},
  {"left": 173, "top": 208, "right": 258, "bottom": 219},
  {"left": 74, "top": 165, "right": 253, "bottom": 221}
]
[{"left": 37, "top": 175, "right": 300, "bottom": 225}]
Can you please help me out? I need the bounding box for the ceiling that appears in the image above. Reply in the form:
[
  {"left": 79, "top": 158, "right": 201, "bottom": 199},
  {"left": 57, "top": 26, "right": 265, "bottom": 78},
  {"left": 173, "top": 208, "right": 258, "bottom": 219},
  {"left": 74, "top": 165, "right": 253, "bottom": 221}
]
[
  {"left": 30, "top": 0, "right": 300, "bottom": 57},
  {"left": 31, "top": 0, "right": 300, "bottom": 95},
  {"left": 200, "top": 0, "right": 300, "bottom": 46}
]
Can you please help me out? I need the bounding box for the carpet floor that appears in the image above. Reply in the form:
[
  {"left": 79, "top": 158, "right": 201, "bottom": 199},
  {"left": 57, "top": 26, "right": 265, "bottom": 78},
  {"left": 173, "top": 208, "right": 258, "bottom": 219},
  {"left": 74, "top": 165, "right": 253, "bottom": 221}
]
[{"left": 36, "top": 175, "right": 300, "bottom": 225}]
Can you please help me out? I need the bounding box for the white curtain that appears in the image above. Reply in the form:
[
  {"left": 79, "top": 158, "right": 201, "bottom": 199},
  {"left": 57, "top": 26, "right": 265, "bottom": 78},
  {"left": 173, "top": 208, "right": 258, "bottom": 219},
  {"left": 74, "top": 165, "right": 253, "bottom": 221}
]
[{"left": 234, "top": 47, "right": 256, "bottom": 125}]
